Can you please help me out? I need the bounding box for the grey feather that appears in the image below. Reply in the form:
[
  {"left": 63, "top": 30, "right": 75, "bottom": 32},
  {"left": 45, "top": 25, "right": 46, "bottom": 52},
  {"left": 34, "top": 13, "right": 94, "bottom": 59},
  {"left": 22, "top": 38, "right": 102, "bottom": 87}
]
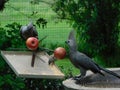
[
  {"left": 65, "top": 30, "right": 120, "bottom": 81},
  {"left": 20, "top": 22, "right": 38, "bottom": 40}
]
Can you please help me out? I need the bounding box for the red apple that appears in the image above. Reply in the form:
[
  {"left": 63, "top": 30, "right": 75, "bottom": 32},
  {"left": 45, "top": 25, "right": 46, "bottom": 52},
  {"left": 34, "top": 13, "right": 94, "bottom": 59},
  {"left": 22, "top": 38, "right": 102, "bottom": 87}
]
[
  {"left": 26, "top": 37, "right": 39, "bottom": 50},
  {"left": 54, "top": 47, "right": 66, "bottom": 59}
]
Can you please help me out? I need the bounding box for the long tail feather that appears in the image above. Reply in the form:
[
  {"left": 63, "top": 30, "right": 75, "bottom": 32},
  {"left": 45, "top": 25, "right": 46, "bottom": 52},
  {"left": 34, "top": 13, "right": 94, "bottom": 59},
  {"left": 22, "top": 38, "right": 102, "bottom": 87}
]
[{"left": 100, "top": 67, "right": 120, "bottom": 78}]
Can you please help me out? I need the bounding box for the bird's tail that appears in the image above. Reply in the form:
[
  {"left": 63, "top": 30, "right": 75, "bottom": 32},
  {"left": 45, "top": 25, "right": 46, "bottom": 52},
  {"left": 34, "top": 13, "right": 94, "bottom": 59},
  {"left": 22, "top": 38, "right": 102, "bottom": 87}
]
[{"left": 100, "top": 67, "right": 120, "bottom": 79}]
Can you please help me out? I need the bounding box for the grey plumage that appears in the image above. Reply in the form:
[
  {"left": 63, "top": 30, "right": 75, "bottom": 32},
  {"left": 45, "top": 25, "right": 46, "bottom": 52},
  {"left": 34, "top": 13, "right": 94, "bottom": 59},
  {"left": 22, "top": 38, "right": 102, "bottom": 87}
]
[
  {"left": 65, "top": 30, "right": 120, "bottom": 81},
  {"left": 20, "top": 22, "right": 38, "bottom": 40}
]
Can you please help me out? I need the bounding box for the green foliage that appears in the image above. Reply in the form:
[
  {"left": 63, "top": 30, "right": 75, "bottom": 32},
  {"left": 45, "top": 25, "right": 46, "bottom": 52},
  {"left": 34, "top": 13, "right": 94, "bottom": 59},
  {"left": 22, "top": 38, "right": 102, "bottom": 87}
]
[
  {"left": 5, "top": 22, "right": 26, "bottom": 48},
  {"left": 0, "top": 22, "right": 25, "bottom": 50},
  {"left": 52, "top": 0, "right": 120, "bottom": 66},
  {"left": 0, "top": 0, "right": 9, "bottom": 11},
  {"left": 0, "top": 27, "right": 7, "bottom": 50},
  {"left": 30, "top": 0, "right": 39, "bottom": 5},
  {"left": 0, "top": 23, "right": 26, "bottom": 89},
  {"left": 0, "top": 74, "right": 25, "bottom": 90}
]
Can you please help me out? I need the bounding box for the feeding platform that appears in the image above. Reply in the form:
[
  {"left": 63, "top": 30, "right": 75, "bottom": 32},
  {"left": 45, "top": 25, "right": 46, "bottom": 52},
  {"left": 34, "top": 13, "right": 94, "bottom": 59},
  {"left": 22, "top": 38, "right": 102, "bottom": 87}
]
[{"left": 1, "top": 51, "right": 64, "bottom": 79}]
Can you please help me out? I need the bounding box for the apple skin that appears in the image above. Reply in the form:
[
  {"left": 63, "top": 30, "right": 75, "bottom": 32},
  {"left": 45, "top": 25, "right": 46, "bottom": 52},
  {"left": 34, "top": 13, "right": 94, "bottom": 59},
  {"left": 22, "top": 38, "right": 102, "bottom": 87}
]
[
  {"left": 54, "top": 47, "right": 66, "bottom": 59},
  {"left": 26, "top": 37, "right": 39, "bottom": 50}
]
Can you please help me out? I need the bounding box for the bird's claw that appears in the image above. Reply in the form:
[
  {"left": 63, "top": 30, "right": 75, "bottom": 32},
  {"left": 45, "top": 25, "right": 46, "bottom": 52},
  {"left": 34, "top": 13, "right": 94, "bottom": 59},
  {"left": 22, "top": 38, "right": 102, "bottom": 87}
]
[
  {"left": 72, "top": 77, "right": 85, "bottom": 85},
  {"left": 72, "top": 75, "right": 85, "bottom": 83},
  {"left": 72, "top": 75, "right": 81, "bottom": 80}
]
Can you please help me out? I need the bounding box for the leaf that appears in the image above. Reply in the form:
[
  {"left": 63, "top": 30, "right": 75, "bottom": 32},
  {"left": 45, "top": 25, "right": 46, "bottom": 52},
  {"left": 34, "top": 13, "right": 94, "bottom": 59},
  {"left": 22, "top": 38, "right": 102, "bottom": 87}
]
[{"left": 0, "top": 76, "right": 4, "bottom": 86}]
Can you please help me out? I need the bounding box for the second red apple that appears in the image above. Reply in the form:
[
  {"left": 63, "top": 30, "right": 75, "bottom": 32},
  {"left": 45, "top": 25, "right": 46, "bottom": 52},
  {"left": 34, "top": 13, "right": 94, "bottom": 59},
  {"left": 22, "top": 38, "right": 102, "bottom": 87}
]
[{"left": 54, "top": 47, "right": 66, "bottom": 59}]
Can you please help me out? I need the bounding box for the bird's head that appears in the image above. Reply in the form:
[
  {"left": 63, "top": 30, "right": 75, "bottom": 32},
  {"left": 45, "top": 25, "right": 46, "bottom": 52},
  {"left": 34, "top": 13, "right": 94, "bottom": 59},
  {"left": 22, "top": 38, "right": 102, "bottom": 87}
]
[
  {"left": 65, "top": 30, "right": 77, "bottom": 51},
  {"left": 65, "top": 40, "right": 75, "bottom": 48}
]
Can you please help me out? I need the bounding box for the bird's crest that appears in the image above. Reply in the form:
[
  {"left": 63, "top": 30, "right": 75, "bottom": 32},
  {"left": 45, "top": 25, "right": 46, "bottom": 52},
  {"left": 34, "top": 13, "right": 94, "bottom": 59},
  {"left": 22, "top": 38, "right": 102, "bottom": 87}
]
[
  {"left": 68, "top": 30, "right": 77, "bottom": 50},
  {"left": 68, "top": 30, "right": 76, "bottom": 41}
]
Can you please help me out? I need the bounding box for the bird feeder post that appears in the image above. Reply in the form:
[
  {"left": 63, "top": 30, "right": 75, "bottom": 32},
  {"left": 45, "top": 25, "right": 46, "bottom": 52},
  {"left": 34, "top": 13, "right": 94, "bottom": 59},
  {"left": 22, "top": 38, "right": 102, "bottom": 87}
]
[{"left": 31, "top": 51, "right": 36, "bottom": 67}]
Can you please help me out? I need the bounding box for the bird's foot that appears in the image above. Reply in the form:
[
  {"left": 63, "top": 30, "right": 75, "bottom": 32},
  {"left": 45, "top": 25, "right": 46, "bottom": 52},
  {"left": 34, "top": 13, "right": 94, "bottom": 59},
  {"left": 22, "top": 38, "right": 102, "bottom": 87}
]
[
  {"left": 75, "top": 77, "right": 86, "bottom": 85},
  {"left": 74, "top": 77, "right": 84, "bottom": 81},
  {"left": 72, "top": 75, "right": 81, "bottom": 80},
  {"left": 72, "top": 76, "right": 86, "bottom": 84}
]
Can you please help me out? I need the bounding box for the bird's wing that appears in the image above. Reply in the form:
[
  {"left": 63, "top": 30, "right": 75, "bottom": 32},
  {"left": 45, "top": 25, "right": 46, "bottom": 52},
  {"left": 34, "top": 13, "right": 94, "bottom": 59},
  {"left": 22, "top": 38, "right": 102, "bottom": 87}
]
[
  {"left": 33, "top": 27, "right": 38, "bottom": 36},
  {"left": 20, "top": 26, "right": 27, "bottom": 39},
  {"left": 75, "top": 52, "right": 100, "bottom": 72},
  {"left": 27, "top": 23, "right": 38, "bottom": 37}
]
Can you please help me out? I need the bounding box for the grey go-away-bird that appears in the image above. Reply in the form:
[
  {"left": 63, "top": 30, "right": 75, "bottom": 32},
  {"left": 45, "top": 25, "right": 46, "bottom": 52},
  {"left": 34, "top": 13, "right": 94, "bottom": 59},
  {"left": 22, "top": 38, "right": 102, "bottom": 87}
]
[
  {"left": 20, "top": 22, "right": 38, "bottom": 40},
  {"left": 65, "top": 30, "right": 120, "bottom": 81}
]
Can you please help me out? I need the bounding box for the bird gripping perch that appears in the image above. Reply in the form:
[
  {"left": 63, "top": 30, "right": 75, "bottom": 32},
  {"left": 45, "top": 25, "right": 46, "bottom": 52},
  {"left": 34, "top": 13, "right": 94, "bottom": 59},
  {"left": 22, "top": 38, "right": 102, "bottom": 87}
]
[{"left": 65, "top": 30, "right": 120, "bottom": 81}]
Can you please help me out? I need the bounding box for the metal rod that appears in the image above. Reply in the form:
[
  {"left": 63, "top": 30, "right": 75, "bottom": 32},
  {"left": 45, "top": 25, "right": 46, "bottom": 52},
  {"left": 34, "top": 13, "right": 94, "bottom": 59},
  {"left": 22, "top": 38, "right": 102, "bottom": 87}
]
[{"left": 31, "top": 51, "right": 36, "bottom": 67}]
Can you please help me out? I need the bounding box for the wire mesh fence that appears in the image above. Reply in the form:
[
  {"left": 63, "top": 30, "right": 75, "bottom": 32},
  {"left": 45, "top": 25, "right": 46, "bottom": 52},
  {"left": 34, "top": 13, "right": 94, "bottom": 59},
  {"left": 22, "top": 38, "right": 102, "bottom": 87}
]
[{"left": 0, "top": 0, "right": 71, "bottom": 48}]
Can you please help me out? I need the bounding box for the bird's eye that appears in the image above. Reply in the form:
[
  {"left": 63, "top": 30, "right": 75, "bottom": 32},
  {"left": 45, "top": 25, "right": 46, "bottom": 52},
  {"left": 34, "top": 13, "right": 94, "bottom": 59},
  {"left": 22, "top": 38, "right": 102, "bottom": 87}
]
[{"left": 68, "top": 40, "right": 70, "bottom": 43}]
